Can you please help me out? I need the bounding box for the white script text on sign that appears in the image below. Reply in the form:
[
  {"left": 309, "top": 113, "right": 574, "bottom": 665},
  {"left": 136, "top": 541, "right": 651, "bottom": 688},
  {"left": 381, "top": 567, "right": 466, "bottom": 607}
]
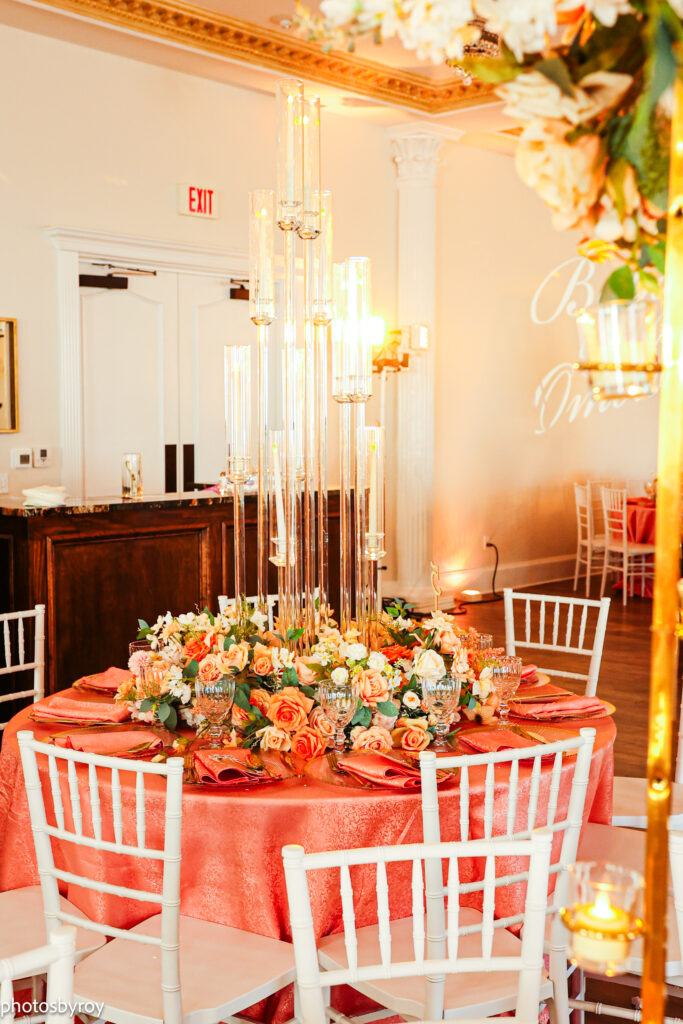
[{"left": 177, "top": 184, "right": 219, "bottom": 219}]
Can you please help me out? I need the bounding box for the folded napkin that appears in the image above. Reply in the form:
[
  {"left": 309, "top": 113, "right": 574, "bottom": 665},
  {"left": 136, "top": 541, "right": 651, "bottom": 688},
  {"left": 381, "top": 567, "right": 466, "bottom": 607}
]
[
  {"left": 75, "top": 667, "right": 131, "bottom": 693},
  {"left": 33, "top": 693, "right": 131, "bottom": 724},
  {"left": 521, "top": 664, "right": 539, "bottom": 684},
  {"left": 336, "top": 752, "right": 423, "bottom": 789},
  {"left": 458, "top": 728, "right": 537, "bottom": 753},
  {"left": 508, "top": 695, "right": 608, "bottom": 721},
  {"left": 194, "top": 748, "right": 275, "bottom": 786},
  {"left": 54, "top": 730, "right": 163, "bottom": 755},
  {"left": 22, "top": 486, "right": 68, "bottom": 508}
]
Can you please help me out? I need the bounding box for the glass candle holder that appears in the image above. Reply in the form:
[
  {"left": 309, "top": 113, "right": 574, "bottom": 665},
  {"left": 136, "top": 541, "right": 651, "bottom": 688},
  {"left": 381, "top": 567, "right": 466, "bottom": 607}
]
[
  {"left": 249, "top": 190, "right": 275, "bottom": 326},
  {"left": 122, "top": 453, "right": 143, "bottom": 500},
  {"left": 224, "top": 346, "right": 251, "bottom": 483},
  {"left": 276, "top": 79, "right": 303, "bottom": 231},
  {"left": 332, "top": 258, "right": 373, "bottom": 402},
  {"left": 299, "top": 95, "right": 321, "bottom": 241},
  {"left": 365, "top": 425, "right": 386, "bottom": 560},
  {"left": 269, "top": 430, "right": 287, "bottom": 567},
  {"left": 560, "top": 861, "right": 644, "bottom": 976},
  {"left": 574, "top": 298, "right": 662, "bottom": 401},
  {"left": 313, "top": 191, "right": 333, "bottom": 325}
]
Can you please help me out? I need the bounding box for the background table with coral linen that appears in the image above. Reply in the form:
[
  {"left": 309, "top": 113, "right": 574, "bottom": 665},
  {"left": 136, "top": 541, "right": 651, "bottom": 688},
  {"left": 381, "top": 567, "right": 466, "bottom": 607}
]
[
  {"left": 0, "top": 693, "right": 615, "bottom": 1019},
  {"left": 621, "top": 498, "right": 656, "bottom": 597}
]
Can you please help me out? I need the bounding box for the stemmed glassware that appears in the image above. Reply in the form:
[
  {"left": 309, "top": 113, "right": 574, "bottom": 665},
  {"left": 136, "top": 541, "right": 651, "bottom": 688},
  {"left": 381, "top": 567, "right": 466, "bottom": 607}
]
[
  {"left": 194, "top": 675, "right": 236, "bottom": 748},
  {"left": 460, "top": 632, "right": 493, "bottom": 652},
  {"left": 421, "top": 672, "right": 462, "bottom": 748},
  {"left": 319, "top": 677, "right": 358, "bottom": 751},
  {"left": 490, "top": 656, "right": 523, "bottom": 725}
]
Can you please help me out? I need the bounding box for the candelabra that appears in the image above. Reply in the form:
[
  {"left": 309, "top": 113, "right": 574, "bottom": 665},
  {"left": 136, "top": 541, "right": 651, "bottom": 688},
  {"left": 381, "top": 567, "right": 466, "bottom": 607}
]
[{"left": 241, "top": 77, "right": 385, "bottom": 649}]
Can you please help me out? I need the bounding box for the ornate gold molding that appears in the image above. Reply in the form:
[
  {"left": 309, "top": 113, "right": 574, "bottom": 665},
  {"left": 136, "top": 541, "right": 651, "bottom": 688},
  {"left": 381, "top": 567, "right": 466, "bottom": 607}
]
[{"left": 29, "top": 0, "right": 494, "bottom": 113}]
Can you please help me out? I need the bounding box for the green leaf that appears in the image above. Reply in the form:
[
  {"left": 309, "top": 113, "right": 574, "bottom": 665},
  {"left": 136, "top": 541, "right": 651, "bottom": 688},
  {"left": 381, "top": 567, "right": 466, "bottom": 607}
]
[
  {"left": 281, "top": 666, "right": 299, "bottom": 686},
  {"left": 351, "top": 705, "right": 372, "bottom": 728},
  {"left": 601, "top": 265, "right": 636, "bottom": 301},
  {"left": 233, "top": 687, "right": 251, "bottom": 711},
  {"left": 136, "top": 628, "right": 152, "bottom": 640},
  {"left": 165, "top": 705, "right": 177, "bottom": 732},
  {"left": 535, "top": 56, "right": 574, "bottom": 97},
  {"left": 223, "top": 636, "right": 235, "bottom": 650},
  {"left": 183, "top": 659, "right": 199, "bottom": 680},
  {"left": 641, "top": 241, "right": 666, "bottom": 273},
  {"left": 287, "top": 627, "right": 305, "bottom": 642},
  {"left": 140, "top": 698, "right": 154, "bottom": 712},
  {"left": 467, "top": 696, "right": 477, "bottom": 711},
  {"left": 637, "top": 267, "right": 662, "bottom": 294},
  {"left": 300, "top": 685, "right": 316, "bottom": 698},
  {"left": 138, "top": 619, "right": 149, "bottom": 630},
  {"left": 375, "top": 700, "right": 399, "bottom": 718},
  {"left": 157, "top": 702, "right": 171, "bottom": 722}
]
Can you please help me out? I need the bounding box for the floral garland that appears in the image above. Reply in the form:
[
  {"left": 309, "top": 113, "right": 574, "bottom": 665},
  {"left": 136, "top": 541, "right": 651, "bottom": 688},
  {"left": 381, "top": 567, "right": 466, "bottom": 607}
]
[
  {"left": 116, "top": 600, "right": 504, "bottom": 759},
  {"left": 298, "top": 0, "right": 683, "bottom": 301}
]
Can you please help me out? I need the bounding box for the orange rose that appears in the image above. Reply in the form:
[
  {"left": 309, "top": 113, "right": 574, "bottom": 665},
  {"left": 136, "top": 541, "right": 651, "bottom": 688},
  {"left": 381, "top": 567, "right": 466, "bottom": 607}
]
[
  {"left": 258, "top": 725, "right": 291, "bottom": 752},
  {"left": 356, "top": 668, "right": 390, "bottom": 708},
  {"left": 216, "top": 643, "right": 249, "bottom": 674},
  {"left": 249, "top": 687, "right": 272, "bottom": 716},
  {"left": 382, "top": 644, "right": 414, "bottom": 664},
  {"left": 231, "top": 704, "right": 252, "bottom": 728},
  {"left": 290, "top": 726, "right": 326, "bottom": 760},
  {"left": 184, "top": 637, "right": 211, "bottom": 663},
  {"left": 436, "top": 629, "right": 462, "bottom": 654},
  {"left": 392, "top": 720, "right": 431, "bottom": 752},
  {"left": 351, "top": 725, "right": 393, "bottom": 754},
  {"left": 295, "top": 657, "right": 319, "bottom": 686},
  {"left": 198, "top": 654, "right": 222, "bottom": 683},
  {"left": 268, "top": 687, "right": 313, "bottom": 732},
  {"left": 309, "top": 706, "right": 335, "bottom": 746},
  {"left": 252, "top": 642, "right": 275, "bottom": 677}
]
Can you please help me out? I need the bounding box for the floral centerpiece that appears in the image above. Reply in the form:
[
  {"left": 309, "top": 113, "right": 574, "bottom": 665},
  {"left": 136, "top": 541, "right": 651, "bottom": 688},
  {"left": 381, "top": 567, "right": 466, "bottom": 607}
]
[{"left": 116, "top": 600, "right": 505, "bottom": 758}]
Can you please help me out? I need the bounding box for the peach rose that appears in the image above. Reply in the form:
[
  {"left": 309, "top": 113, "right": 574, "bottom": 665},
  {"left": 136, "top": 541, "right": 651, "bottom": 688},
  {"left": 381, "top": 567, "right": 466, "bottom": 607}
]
[
  {"left": 221, "top": 728, "right": 240, "bottom": 748},
  {"left": 309, "top": 706, "right": 335, "bottom": 746},
  {"left": 258, "top": 725, "right": 291, "bottom": 752},
  {"left": 290, "top": 726, "right": 326, "bottom": 760},
  {"left": 216, "top": 643, "right": 249, "bottom": 674},
  {"left": 392, "top": 719, "right": 431, "bottom": 752},
  {"left": 295, "top": 657, "right": 319, "bottom": 686},
  {"left": 436, "top": 630, "right": 462, "bottom": 655},
  {"left": 351, "top": 725, "right": 393, "bottom": 754},
  {"left": 184, "top": 637, "right": 211, "bottom": 663},
  {"left": 198, "top": 654, "right": 222, "bottom": 683},
  {"left": 268, "top": 687, "right": 314, "bottom": 732},
  {"left": 231, "top": 703, "right": 252, "bottom": 728},
  {"left": 356, "top": 668, "right": 390, "bottom": 709},
  {"left": 252, "top": 643, "right": 275, "bottom": 677},
  {"left": 249, "top": 688, "right": 272, "bottom": 716}
]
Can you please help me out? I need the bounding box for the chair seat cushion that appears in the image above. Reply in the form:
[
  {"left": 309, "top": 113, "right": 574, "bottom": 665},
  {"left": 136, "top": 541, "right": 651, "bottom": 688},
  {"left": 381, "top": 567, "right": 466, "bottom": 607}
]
[
  {"left": 73, "top": 913, "right": 295, "bottom": 1024},
  {"left": 606, "top": 541, "right": 656, "bottom": 555},
  {"left": 0, "top": 886, "right": 105, "bottom": 961},
  {"left": 612, "top": 776, "right": 683, "bottom": 828},
  {"left": 318, "top": 908, "right": 553, "bottom": 1020}
]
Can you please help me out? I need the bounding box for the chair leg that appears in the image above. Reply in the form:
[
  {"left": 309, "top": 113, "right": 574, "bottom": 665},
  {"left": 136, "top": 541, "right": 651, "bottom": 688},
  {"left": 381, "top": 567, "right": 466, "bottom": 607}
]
[
  {"left": 585, "top": 545, "right": 591, "bottom": 598},
  {"left": 622, "top": 551, "right": 628, "bottom": 606},
  {"left": 600, "top": 550, "right": 608, "bottom": 598},
  {"left": 574, "top": 548, "right": 580, "bottom": 591}
]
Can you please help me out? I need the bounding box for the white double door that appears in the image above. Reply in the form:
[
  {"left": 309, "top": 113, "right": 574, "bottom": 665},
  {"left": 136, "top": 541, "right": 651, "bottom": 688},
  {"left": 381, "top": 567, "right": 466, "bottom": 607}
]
[{"left": 80, "top": 267, "right": 254, "bottom": 498}]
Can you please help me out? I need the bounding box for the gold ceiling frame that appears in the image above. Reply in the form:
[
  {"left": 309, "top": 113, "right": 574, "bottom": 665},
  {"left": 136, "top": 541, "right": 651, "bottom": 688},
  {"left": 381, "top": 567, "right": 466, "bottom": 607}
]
[{"left": 25, "top": 0, "right": 494, "bottom": 114}]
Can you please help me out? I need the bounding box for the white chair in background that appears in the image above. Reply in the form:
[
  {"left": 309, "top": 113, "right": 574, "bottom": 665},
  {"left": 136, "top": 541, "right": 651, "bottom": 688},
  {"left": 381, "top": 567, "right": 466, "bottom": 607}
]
[
  {"left": 0, "top": 925, "right": 76, "bottom": 1024},
  {"left": 573, "top": 484, "right": 605, "bottom": 597},
  {"left": 217, "top": 594, "right": 278, "bottom": 630},
  {"left": 600, "top": 486, "right": 655, "bottom": 607},
  {"left": 0, "top": 604, "right": 45, "bottom": 730},
  {"left": 420, "top": 730, "right": 596, "bottom": 1024},
  {"left": 588, "top": 479, "right": 612, "bottom": 538},
  {"left": 283, "top": 831, "right": 554, "bottom": 1024},
  {"left": 17, "top": 730, "right": 296, "bottom": 1024},
  {"left": 503, "top": 590, "right": 610, "bottom": 697}
]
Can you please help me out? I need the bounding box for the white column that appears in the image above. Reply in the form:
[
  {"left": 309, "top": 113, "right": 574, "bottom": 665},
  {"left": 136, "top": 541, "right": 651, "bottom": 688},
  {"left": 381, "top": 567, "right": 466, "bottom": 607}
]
[{"left": 388, "top": 127, "right": 445, "bottom": 604}]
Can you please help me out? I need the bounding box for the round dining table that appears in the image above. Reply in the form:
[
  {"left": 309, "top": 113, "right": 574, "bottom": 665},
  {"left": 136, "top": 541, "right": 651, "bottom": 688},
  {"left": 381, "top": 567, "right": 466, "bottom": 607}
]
[{"left": 0, "top": 687, "right": 615, "bottom": 1021}]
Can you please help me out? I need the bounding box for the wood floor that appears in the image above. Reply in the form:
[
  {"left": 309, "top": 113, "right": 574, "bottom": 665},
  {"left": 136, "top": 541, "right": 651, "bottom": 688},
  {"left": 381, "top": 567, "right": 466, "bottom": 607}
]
[{"left": 445, "top": 574, "right": 680, "bottom": 779}]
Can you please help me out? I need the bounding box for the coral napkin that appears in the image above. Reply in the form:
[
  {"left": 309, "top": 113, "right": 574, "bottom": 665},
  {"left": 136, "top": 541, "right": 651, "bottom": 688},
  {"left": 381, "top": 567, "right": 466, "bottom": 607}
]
[
  {"left": 508, "top": 695, "right": 608, "bottom": 721},
  {"left": 54, "top": 730, "right": 163, "bottom": 755},
  {"left": 337, "top": 752, "right": 423, "bottom": 789},
  {"left": 458, "top": 729, "right": 537, "bottom": 753},
  {"left": 521, "top": 664, "right": 539, "bottom": 683},
  {"left": 74, "top": 667, "right": 131, "bottom": 693},
  {"left": 33, "top": 693, "right": 131, "bottom": 724},
  {"left": 194, "top": 748, "right": 276, "bottom": 786}
]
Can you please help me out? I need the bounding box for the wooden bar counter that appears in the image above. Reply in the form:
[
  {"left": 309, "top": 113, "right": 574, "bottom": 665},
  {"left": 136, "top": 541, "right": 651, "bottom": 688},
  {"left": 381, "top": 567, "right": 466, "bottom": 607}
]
[{"left": 0, "top": 491, "right": 342, "bottom": 694}]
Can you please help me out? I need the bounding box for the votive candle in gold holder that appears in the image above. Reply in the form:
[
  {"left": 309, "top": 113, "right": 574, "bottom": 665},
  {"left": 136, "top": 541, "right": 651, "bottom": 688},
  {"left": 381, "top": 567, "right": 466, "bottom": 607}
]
[
  {"left": 574, "top": 298, "right": 662, "bottom": 401},
  {"left": 560, "top": 861, "right": 644, "bottom": 976}
]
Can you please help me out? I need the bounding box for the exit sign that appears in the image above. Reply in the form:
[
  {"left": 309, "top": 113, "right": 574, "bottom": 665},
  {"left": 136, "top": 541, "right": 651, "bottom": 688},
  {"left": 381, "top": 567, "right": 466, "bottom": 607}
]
[{"left": 177, "top": 183, "right": 219, "bottom": 219}]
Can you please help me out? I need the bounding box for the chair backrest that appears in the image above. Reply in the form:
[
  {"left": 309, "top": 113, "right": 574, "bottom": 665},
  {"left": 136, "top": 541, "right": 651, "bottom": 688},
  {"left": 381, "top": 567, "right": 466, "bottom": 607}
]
[
  {"left": 17, "top": 730, "right": 185, "bottom": 1024},
  {"left": 0, "top": 925, "right": 75, "bottom": 1024},
  {"left": 588, "top": 479, "right": 612, "bottom": 534},
  {"left": 0, "top": 604, "right": 45, "bottom": 730},
  {"left": 282, "top": 831, "right": 552, "bottom": 1024},
  {"left": 217, "top": 594, "right": 277, "bottom": 630},
  {"left": 503, "top": 590, "right": 610, "bottom": 696},
  {"left": 601, "top": 486, "right": 628, "bottom": 547},
  {"left": 574, "top": 483, "right": 592, "bottom": 544}
]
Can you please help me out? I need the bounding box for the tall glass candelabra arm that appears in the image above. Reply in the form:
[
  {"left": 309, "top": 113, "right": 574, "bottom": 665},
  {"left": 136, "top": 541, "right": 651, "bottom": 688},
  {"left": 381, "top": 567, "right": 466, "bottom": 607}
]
[{"left": 225, "top": 345, "right": 251, "bottom": 601}]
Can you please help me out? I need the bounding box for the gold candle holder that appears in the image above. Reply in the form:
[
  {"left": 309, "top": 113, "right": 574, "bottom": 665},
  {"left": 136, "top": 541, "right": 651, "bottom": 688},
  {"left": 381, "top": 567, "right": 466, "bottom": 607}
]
[{"left": 561, "top": 862, "right": 644, "bottom": 977}]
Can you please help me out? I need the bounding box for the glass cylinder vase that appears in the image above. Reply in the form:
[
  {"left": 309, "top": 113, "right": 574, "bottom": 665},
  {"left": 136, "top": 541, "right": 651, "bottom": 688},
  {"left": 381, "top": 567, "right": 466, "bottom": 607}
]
[{"left": 574, "top": 298, "right": 662, "bottom": 400}]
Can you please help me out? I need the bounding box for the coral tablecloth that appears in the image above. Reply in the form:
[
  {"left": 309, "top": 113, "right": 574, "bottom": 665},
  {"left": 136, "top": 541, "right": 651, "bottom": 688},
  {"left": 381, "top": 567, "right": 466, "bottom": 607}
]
[
  {"left": 623, "top": 498, "right": 656, "bottom": 597},
  {"left": 0, "top": 692, "right": 615, "bottom": 1019}
]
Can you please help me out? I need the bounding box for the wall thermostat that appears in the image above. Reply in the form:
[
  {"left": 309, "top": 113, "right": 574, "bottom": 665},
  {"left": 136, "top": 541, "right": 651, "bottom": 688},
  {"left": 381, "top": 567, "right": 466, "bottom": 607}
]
[{"left": 10, "top": 448, "right": 32, "bottom": 469}]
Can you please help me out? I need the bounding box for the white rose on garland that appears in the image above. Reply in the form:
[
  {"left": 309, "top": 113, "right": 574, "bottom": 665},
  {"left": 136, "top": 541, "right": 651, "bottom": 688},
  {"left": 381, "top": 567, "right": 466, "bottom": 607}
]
[{"left": 414, "top": 648, "right": 446, "bottom": 683}]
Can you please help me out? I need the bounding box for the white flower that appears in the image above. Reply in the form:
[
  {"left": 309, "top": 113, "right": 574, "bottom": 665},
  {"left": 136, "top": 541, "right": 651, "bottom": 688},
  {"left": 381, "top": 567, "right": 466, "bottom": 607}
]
[
  {"left": 451, "top": 647, "right": 469, "bottom": 675},
  {"left": 179, "top": 707, "right": 204, "bottom": 728},
  {"left": 331, "top": 666, "right": 349, "bottom": 685},
  {"left": 472, "top": 665, "right": 493, "bottom": 700},
  {"left": 499, "top": 71, "right": 632, "bottom": 126},
  {"left": 169, "top": 680, "right": 192, "bottom": 705},
  {"left": 475, "top": 0, "right": 556, "bottom": 62},
  {"left": 339, "top": 641, "right": 367, "bottom": 662},
  {"left": 414, "top": 649, "right": 446, "bottom": 683},
  {"left": 368, "top": 651, "right": 388, "bottom": 671},
  {"left": 394, "top": 615, "right": 412, "bottom": 630},
  {"left": 273, "top": 647, "right": 296, "bottom": 672},
  {"left": 402, "top": 690, "right": 421, "bottom": 710},
  {"left": 557, "top": 0, "right": 631, "bottom": 26},
  {"left": 250, "top": 609, "right": 268, "bottom": 631}
]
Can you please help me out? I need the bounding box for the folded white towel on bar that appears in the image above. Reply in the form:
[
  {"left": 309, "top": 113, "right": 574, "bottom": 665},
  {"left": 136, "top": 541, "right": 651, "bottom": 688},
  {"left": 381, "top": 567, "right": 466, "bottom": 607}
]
[{"left": 22, "top": 485, "right": 69, "bottom": 507}]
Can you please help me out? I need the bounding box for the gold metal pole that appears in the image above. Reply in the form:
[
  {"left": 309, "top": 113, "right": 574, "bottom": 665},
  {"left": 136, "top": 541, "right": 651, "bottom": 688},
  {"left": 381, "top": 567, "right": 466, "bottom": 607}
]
[{"left": 641, "top": 72, "right": 683, "bottom": 1024}]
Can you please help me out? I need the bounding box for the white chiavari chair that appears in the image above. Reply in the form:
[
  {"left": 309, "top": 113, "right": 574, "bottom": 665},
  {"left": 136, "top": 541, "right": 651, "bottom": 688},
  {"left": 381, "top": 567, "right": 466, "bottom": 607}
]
[
  {"left": 573, "top": 484, "right": 606, "bottom": 598},
  {"left": 0, "top": 604, "right": 45, "bottom": 730},
  {"left": 217, "top": 594, "right": 278, "bottom": 630},
  {"left": 17, "top": 730, "right": 296, "bottom": 1024},
  {"left": 600, "top": 486, "right": 655, "bottom": 607},
  {"left": 283, "top": 831, "right": 554, "bottom": 1024},
  {"left": 420, "top": 731, "right": 596, "bottom": 1024},
  {"left": 588, "top": 480, "right": 612, "bottom": 539},
  {"left": 0, "top": 925, "right": 76, "bottom": 1024},
  {"left": 503, "top": 590, "right": 610, "bottom": 697}
]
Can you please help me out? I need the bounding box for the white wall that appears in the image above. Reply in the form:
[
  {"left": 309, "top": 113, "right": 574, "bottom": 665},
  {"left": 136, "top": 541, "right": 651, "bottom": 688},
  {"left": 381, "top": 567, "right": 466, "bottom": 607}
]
[
  {"left": 0, "top": 23, "right": 394, "bottom": 493},
  {"left": 433, "top": 143, "right": 660, "bottom": 593}
]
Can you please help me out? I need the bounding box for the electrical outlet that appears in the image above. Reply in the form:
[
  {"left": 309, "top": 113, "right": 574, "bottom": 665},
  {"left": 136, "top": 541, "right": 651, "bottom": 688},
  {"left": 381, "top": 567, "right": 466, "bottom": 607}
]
[
  {"left": 482, "top": 535, "right": 490, "bottom": 550},
  {"left": 0, "top": 474, "right": 8, "bottom": 494},
  {"left": 33, "top": 446, "right": 52, "bottom": 468}
]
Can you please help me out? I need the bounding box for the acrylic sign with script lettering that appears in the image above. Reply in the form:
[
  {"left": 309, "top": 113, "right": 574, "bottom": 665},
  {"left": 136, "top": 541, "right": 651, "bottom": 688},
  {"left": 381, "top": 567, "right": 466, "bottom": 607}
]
[{"left": 530, "top": 256, "right": 629, "bottom": 433}]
